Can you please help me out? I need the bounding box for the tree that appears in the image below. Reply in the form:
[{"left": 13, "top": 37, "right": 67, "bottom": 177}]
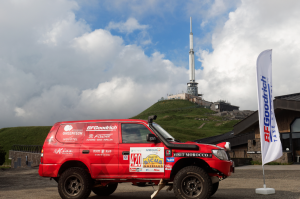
[{"left": 0, "top": 144, "right": 6, "bottom": 165}]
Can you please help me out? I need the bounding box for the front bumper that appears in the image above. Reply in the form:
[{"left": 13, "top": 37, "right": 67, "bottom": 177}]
[{"left": 206, "top": 159, "right": 234, "bottom": 177}]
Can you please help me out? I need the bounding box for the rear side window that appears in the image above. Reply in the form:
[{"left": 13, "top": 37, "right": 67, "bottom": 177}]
[
  {"left": 83, "top": 122, "right": 119, "bottom": 144},
  {"left": 56, "top": 123, "right": 85, "bottom": 143},
  {"left": 122, "top": 123, "right": 152, "bottom": 143}
]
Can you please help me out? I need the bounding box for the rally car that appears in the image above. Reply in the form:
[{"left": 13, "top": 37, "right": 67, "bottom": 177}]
[{"left": 39, "top": 115, "right": 234, "bottom": 199}]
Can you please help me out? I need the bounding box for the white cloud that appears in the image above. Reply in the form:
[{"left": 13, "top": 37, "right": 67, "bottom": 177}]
[
  {"left": 39, "top": 13, "right": 90, "bottom": 46},
  {"left": 0, "top": 1, "right": 187, "bottom": 128},
  {"left": 106, "top": 17, "right": 149, "bottom": 34},
  {"left": 197, "top": 0, "right": 300, "bottom": 110},
  {"left": 101, "top": 0, "right": 177, "bottom": 18}
]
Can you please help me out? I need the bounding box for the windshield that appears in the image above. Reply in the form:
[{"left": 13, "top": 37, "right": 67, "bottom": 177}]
[{"left": 152, "top": 123, "right": 175, "bottom": 140}]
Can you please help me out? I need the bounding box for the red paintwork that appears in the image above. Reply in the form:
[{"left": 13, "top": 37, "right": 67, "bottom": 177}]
[
  {"left": 39, "top": 119, "right": 234, "bottom": 182},
  {"left": 216, "top": 142, "right": 227, "bottom": 150}
]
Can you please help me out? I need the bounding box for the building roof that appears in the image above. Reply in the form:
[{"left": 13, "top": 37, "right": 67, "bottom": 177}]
[
  {"left": 194, "top": 131, "right": 234, "bottom": 144},
  {"left": 194, "top": 130, "right": 254, "bottom": 147},
  {"left": 275, "top": 92, "right": 300, "bottom": 101},
  {"left": 213, "top": 101, "right": 239, "bottom": 108},
  {"left": 233, "top": 93, "right": 300, "bottom": 135}
]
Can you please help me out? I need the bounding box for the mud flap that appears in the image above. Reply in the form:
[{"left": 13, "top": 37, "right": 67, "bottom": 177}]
[{"left": 151, "top": 179, "right": 166, "bottom": 199}]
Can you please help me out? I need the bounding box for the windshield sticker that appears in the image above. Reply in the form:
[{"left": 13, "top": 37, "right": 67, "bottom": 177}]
[
  {"left": 174, "top": 153, "right": 212, "bottom": 158},
  {"left": 130, "top": 147, "right": 164, "bottom": 172}
]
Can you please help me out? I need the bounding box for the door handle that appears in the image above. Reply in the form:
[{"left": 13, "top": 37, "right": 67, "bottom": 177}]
[
  {"left": 82, "top": 150, "right": 89, "bottom": 154},
  {"left": 122, "top": 151, "right": 129, "bottom": 155}
]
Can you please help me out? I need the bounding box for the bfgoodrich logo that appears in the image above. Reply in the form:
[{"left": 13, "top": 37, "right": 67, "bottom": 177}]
[
  {"left": 64, "top": 125, "right": 73, "bottom": 131},
  {"left": 86, "top": 126, "right": 117, "bottom": 131}
]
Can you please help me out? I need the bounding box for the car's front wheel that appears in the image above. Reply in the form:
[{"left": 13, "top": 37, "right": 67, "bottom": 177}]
[
  {"left": 58, "top": 167, "right": 92, "bottom": 199},
  {"left": 173, "top": 166, "right": 212, "bottom": 199}
]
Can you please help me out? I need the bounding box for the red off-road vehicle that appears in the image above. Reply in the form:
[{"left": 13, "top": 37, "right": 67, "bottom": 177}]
[{"left": 39, "top": 115, "right": 234, "bottom": 199}]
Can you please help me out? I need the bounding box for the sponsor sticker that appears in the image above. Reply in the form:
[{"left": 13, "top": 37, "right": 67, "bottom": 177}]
[
  {"left": 86, "top": 125, "right": 117, "bottom": 131},
  {"left": 64, "top": 125, "right": 73, "bottom": 131},
  {"left": 130, "top": 153, "right": 142, "bottom": 168},
  {"left": 62, "top": 132, "right": 83, "bottom": 135},
  {"left": 63, "top": 138, "right": 77, "bottom": 142},
  {"left": 165, "top": 149, "right": 172, "bottom": 156},
  {"left": 130, "top": 147, "right": 164, "bottom": 172},
  {"left": 166, "top": 157, "right": 174, "bottom": 162},
  {"left": 130, "top": 168, "right": 136, "bottom": 172},
  {"left": 86, "top": 134, "right": 113, "bottom": 142},
  {"left": 92, "top": 149, "right": 112, "bottom": 156},
  {"left": 174, "top": 153, "right": 212, "bottom": 158},
  {"left": 53, "top": 148, "right": 73, "bottom": 155},
  {"left": 143, "top": 155, "right": 163, "bottom": 168},
  {"left": 165, "top": 164, "right": 172, "bottom": 170},
  {"left": 123, "top": 155, "right": 128, "bottom": 160}
]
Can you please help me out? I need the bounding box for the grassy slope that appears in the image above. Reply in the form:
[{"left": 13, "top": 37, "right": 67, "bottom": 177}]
[
  {"left": 0, "top": 126, "right": 51, "bottom": 165},
  {"left": 131, "top": 100, "right": 239, "bottom": 142}
]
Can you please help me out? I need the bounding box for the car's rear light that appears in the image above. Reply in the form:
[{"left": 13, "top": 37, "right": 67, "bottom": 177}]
[{"left": 40, "top": 149, "right": 44, "bottom": 164}]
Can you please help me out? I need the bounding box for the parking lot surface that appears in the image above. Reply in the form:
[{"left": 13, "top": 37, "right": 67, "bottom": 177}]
[{"left": 0, "top": 166, "right": 300, "bottom": 199}]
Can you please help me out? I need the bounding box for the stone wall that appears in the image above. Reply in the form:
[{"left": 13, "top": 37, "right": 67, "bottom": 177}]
[
  {"left": 231, "top": 158, "right": 252, "bottom": 166},
  {"left": 247, "top": 138, "right": 292, "bottom": 163},
  {"left": 9, "top": 150, "right": 41, "bottom": 168}
]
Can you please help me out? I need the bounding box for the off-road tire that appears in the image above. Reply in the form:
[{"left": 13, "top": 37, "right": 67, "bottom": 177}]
[
  {"left": 92, "top": 183, "right": 118, "bottom": 196},
  {"left": 173, "top": 166, "right": 212, "bottom": 199},
  {"left": 210, "top": 182, "right": 219, "bottom": 196},
  {"left": 58, "top": 167, "right": 92, "bottom": 199}
]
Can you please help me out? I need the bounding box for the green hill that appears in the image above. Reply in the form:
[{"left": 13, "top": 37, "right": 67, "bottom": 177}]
[
  {"left": 0, "top": 126, "right": 51, "bottom": 165},
  {"left": 131, "top": 100, "right": 240, "bottom": 142}
]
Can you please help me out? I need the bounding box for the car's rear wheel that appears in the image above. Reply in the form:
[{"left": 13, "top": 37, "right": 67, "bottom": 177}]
[
  {"left": 92, "top": 183, "right": 118, "bottom": 196},
  {"left": 58, "top": 167, "right": 92, "bottom": 199},
  {"left": 173, "top": 166, "right": 212, "bottom": 199}
]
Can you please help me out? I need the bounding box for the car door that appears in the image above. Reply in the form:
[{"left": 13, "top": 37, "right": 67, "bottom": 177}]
[
  {"left": 118, "top": 122, "right": 165, "bottom": 179},
  {"left": 80, "top": 122, "right": 119, "bottom": 179}
]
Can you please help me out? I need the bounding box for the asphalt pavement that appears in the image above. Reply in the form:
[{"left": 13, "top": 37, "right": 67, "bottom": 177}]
[{"left": 0, "top": 165, "right": 300, "bottom": 199}]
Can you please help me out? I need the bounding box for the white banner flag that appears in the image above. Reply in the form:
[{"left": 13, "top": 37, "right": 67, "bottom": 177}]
[{"left": 256, "top": 49, "right": 282, "bottom": 165}]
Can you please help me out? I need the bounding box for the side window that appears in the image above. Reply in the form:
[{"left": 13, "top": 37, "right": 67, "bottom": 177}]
[{"left": 122, "top": 123, "right": 152, "bottom": 143}]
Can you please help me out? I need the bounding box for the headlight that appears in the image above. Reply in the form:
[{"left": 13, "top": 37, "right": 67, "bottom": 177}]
[{"left": 212, "top": 149, "right": 228, "bottom": 160}]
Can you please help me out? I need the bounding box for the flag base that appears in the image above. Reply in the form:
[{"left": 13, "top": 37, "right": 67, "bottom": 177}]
[{"left": 256, "top": 185, "right": 275, "bottom": 195}]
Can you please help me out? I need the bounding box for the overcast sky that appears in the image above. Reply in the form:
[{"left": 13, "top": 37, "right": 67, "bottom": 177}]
[{"left": 1, "top": 0, "right": 300, "bottom": 128}]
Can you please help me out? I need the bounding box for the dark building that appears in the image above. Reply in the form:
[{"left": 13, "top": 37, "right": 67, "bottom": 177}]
[
  {"left": 210, "top": 101, "right": 239, "bottom": 112},
  {"left": 195, "top": 93, "right": 300, "bottom": 164}
]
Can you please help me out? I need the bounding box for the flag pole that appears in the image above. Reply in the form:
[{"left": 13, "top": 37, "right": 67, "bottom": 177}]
[
  {"left": 255, "top": 49, "right": 281, "bottom": 195},
  {"left": 263, "top": 165, "right": 266, "bottom": 189}
]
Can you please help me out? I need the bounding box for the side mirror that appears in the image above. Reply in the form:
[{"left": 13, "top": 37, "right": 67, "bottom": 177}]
[{"left": 146, "top": 134, "right": 157, "bottom": 142}]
